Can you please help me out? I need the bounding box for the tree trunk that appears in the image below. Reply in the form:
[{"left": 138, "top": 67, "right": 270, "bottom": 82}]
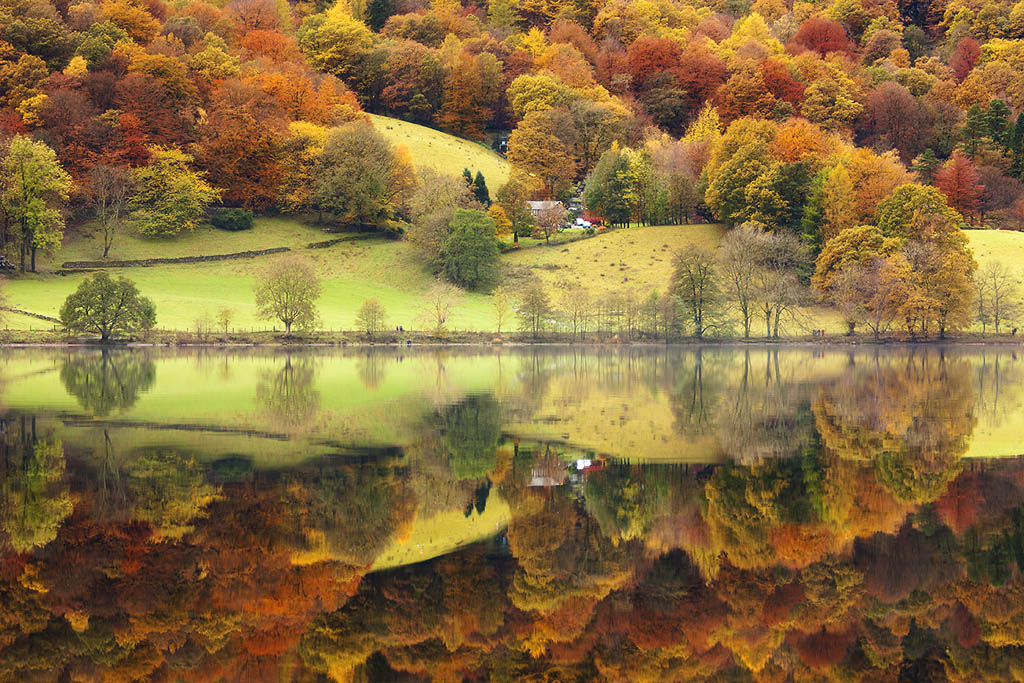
[
  {"left": 30, "top": 245, "right": 35, "bottom": 272},
  {"left": 847, "top": 320, "right": 855, "bottom": 336}
]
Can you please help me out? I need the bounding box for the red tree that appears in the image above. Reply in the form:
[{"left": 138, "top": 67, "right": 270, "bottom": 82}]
[
  {"left": 626, "top": 36, "right": 682, "bottom": 90},
  {"left": 787, "top": 17, "right": 856, "bottom": 57},
  {"left": 950, "top": 38, "right": 981, "bottom": 82},
  {"left": 935, "top": 150, "right": 984, "bottom": 222}
]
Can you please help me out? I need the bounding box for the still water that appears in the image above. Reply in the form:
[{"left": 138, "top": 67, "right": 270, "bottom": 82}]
[{"left": 1, "top": 345, "right": 1024, "bottom": 681}]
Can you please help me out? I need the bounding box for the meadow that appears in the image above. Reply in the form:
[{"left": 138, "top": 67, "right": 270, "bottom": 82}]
[
  {"left": 4, "top": 218, "right": 1024, "bottom": 337},
  {"left": 368, "top": 114, "right": 510, "bottom": 187}
]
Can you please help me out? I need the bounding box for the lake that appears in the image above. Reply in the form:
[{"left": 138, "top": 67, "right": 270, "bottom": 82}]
[{"left": 1, "top": 345, "right": 1023, "bottom": 680}]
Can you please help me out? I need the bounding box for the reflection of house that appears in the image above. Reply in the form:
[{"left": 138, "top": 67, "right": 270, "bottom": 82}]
[
  {"left": 526, "top": 200, "right": 562, "bottom": 218},
  {"left": 528, "top": 455, "right": 568, "bottom": 487}
]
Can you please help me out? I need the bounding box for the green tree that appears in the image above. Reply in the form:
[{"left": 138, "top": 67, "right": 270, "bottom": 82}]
[
  {"left": 473, "top": 171, "right": 490, "bottom": 206},
  {"left": 129, "top": 147, "right": 220, "bottom": 237},
  {"left": 0, "top": 136, "right": 71, "bottom": 272},
  {"left": 59, "top": 272, "right": 156, "bottom": 342},
  {"left": 960, "top": 104, "right": 990, "bottom": 158},
  {"left": 986, "top": 98, "right": 1012, "bottom": 146},
  {"left": 1010, "top": 113, "right": 1024, "bottom": 176},
  {"left": 313, "top": 121, "right": 414, "bottom": 230},
  {"left": 254, "top": 256, "right": 321, "bottom": 335},
  {"left": 439, "top": 209, "right": 501, "bottom": 291},
  {"left": 583, "top": 147, "right": 631, "bottom": 227},
  {"left": 911, "top": 148, "right": 940, "bottom": 184},
  {"left": 356, "top": 298, "right": 387, "bottom": 340},
  {"left": 705, "top": 142, "right": 773, "bottom": 226}
]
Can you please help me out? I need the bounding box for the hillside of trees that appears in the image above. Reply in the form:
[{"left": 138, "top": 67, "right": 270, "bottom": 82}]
[{"left": 3, "top": 0, "right": 1024, "bottom": 336}]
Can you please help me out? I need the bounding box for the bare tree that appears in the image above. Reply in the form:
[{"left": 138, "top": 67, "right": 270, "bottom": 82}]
[
  {"left": 754, "top": 231, "right": 810, "bottom": 339},
  {"left": 87, "top": 165, "right": 133, "bottom": 258},
  {"left": 719, "top": 223, "right": 762, "bottom": 338},
  {"left": 670, "top": 246, "right": 723, "bottom": 338},
  {"left": 421, "top": 281, "right": 463, "bottom": 336},
  {"left": 559, "top": 280, "right": 591, "bottom": 339},
  {"left": 493, "top": 285, "right": 512, "bottom": 334},
  {"left": 518, "top": 281, "right": 552, "bottom": 339},
  {"left": 216, "top": 307, "right": 234, "bottom": 335},
  {"left": 975, "top": 260, "right": 1022, "bottom": 334}
]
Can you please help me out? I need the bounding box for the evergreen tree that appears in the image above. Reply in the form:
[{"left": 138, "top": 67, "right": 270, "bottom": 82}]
[
  {"left": 911, "top": 148, "right": 941, "bottom": 184},
  {"left": 366, "top": 0, "right": 392, "bottom": 31},
  {"left": 986, "top": 98, "right": 1012, "bottom": 147},
  {"left": 800, "top": 169, "right": 827, "bottom": 256},
  {"left": 1011, "top": 113, "right": 1024, "bottom": 177},
  {"left": 473, "top": 171, "right": 490, "bottom": 206},
  {"left": 961, "top": 103, "right": 989, "bottom": 157}
]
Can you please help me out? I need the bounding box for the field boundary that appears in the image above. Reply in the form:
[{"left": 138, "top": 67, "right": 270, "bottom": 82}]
[
  {"left": 1, "top": 306, "right": 60, "bottom": 323},
  {"left": 60, "top": 246, "right": 293, "bottom": 270}
]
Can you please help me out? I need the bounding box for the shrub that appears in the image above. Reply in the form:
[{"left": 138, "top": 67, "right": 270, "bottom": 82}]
[{"left": 210, "top": 208, "right": 253, "bottom": 231}]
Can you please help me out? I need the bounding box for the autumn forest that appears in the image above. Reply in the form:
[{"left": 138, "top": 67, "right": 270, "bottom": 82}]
[{"left": 3, "top": 0, "right": 1024, "bottom": 338}]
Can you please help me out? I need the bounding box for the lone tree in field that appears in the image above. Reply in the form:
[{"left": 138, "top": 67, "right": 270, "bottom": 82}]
[
  {"left": 421, "top": 281, "right": 463, "bottom": 337},
  {"left": 60, "top": 272, "right": 156, "bottom": 341},
  {"left": 670, "top": 246, "right": 724, "bottom": 338},
  {"left": 356, "top": 298, "right": 387, "bottom": 340},
  {"left": 255, "top": 256, "right": 321, "bottom": 336}
]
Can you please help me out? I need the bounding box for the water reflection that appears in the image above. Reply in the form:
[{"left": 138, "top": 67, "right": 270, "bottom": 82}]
[
  {"left": 1, "top": 346, "right": 1024, "bottom": 680},
  {"left": 60, "top": 350, "right": 156, "bottom": 416}
]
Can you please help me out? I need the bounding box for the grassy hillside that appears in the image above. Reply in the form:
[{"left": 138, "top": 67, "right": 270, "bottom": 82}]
[
  {"left": 5, "top": 221, "right": 1024, "bottom": 335},
  {"left": 368, "top": 114, "right": 510, "bottom": 187},
  {"left": 6, "top": 219, "right": 496, "bottom": 332}
]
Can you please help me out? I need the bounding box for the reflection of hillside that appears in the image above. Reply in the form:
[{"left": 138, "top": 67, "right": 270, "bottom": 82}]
[
  {"left": 504, "top": 348, "right": 844, "bottom": 463},
  {"left": 0, "top": 347, "right": 1023, "bottom": 464}
]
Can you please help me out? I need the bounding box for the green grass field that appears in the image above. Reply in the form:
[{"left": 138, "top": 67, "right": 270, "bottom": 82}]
[
  {"left": 368, "top": 114, "right": 510, "bottom": 187},
  {"left": 45, "top": 217, "right": 331, "bottom": 266},
  {"left": 6, "top": 231, "right": 496, "bottom": 332},
  {"left": 5, "top": 220, "right": 1024, "bottom": 335}
]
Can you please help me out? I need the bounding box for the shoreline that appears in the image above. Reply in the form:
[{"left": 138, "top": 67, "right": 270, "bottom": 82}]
[{"left": 1, "top": 330, "right": 1023, "bottom": 349}]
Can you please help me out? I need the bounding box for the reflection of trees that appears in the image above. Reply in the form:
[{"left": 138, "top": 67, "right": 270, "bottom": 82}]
[
  {"left": 291, "top": 462, "right": 416, "bottom": 567},
  {"left": 125, "top": 448, "right": 220, "bottom": 540},
  {"left": 438, "top": 395, "right": 501, "bottom": 481},
  {"left": 505, "top": 489, "right": 634, "bottom": 644},
  {"left": 667, "top": 348, "right": 817, "bottom": 462},
  {"left": 356, "top": 351, "right": 387, "bottom": 391},
  {"left": 60, "top": 350, "right": 156, "bottom": 416},
  {"left": 256, "top": 355, "right": 321, "bottom": 430},
  {"left": 0, "top": 417, "right": 73, "bottom": 553},
  {"left": 813, "top": 351, "right": 976, "bottom": 503}
]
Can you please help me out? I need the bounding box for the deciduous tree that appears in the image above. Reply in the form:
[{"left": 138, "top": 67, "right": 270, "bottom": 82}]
[
  {"left": 0, "top": 136, "right": 72, "bottom": 272},
  {"left": 254, "top": 256, "right": 321, "bottom": 336},
  {"left": 129, "top": 147, "right": 220, "bottom": 237},
  {"left": 60, "top": 271, "right": 156, "bottom": 341}
]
